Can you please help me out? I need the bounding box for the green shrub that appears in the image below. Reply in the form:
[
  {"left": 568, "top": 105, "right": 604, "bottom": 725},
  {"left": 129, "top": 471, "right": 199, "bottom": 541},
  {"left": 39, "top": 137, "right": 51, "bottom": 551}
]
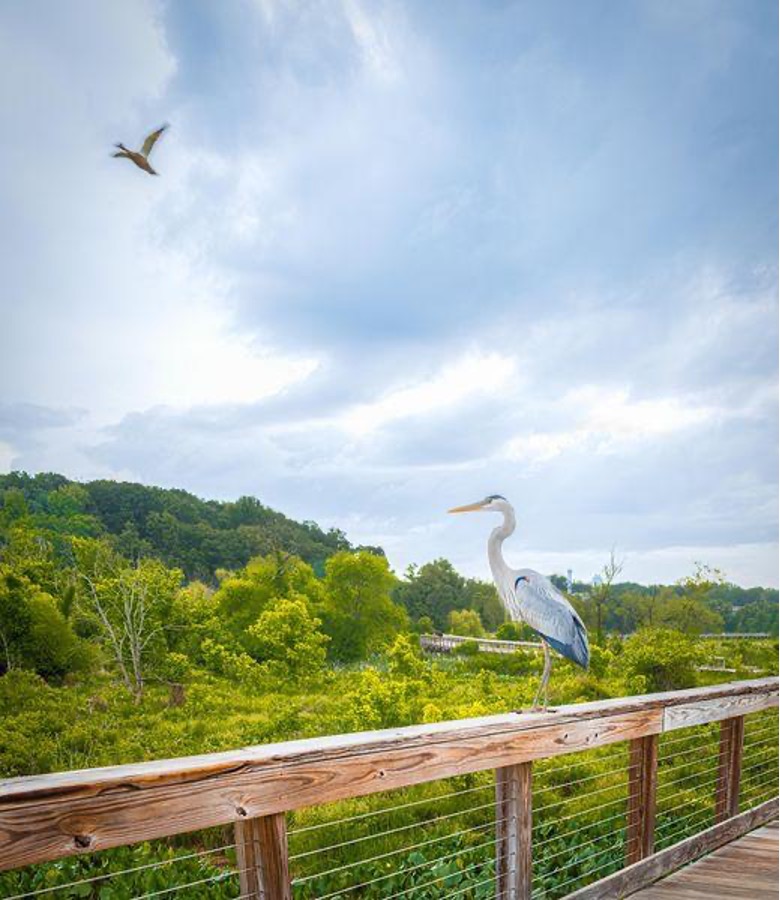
[{"left": 622, "top": 628, "right": 704, "bottom": 691}]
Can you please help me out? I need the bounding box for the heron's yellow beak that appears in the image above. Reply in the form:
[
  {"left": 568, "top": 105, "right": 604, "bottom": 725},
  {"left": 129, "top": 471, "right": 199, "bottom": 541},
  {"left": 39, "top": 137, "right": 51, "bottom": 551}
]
[{"left": 448, "top": 501, "right": 486, "bottom": 514}]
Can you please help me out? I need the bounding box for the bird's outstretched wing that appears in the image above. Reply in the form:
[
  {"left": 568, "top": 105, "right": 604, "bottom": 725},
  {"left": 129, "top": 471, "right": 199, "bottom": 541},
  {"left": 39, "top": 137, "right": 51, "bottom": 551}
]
[
  {"left": 512, "top": 570, "right": 589, "bottom": 668},
  {"left": 141, "top": 124, "right": 168, "bottom": 158}
]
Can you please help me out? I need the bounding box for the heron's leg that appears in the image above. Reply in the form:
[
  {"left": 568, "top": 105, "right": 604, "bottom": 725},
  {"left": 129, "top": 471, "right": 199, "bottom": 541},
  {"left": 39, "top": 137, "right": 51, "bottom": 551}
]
[{"left": 532, "top": 640, "right": 553, "bottom": 710}]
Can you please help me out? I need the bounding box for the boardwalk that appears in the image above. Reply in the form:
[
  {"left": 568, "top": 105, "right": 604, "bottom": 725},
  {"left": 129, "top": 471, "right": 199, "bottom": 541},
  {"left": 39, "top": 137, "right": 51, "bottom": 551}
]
[{"left": 633, "top": 821, "right": 778, "bottom": 899}]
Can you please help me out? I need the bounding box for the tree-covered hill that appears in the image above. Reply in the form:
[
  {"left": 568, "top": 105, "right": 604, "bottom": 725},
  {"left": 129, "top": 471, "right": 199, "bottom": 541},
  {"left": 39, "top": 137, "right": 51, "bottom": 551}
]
[{"left": 0, "top": 471, "right": 381, "bottom": 580}]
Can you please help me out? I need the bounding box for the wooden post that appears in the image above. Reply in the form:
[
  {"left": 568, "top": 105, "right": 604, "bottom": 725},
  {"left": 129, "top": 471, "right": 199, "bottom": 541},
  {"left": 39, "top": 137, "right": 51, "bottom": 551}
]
[
  {"left": 715, "top": 715, "right": 744, "bottom": 822},
  {"left": 626, "top": 734, "right": 658, "bottom": 865},
  {"left": 235, "top": 812, "right": 291, "bottom": 900},
  {"left": 496, "top": 762, "right": 532, "bottom": 900}
]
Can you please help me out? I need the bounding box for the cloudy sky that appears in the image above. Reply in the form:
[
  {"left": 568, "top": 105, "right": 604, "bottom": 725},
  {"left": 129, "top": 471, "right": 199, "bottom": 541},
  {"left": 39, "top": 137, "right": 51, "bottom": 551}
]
[{"left": 1, "top": 0, "right": 777, "bottom": 586}]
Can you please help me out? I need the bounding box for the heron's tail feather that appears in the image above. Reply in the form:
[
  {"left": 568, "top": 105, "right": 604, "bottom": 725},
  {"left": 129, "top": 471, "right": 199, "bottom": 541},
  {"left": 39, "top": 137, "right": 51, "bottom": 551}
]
[{"left": 539, "top": 620, "right": 589, "bottom": 670}]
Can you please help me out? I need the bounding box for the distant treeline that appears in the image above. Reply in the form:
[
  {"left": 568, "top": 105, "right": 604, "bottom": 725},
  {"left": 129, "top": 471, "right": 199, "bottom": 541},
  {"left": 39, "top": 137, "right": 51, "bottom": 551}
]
[
  {"left": 557, "top": 575, "right": 778, "bottom": 636},
  {"left": 0, "top": 471, "right": 383, "bottom": 580},
  {"left": 0, "top": 472, "right": 776, "bottom": 661}
]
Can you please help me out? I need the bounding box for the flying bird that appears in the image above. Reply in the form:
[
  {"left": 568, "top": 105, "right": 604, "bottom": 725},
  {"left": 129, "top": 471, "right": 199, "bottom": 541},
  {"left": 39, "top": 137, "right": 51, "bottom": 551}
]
[
  {"left": 112, "top": 124, "right": 168, "bottom": 175},
  {"left": 448, "top": 494, "right": 589, "bottom": 710}
]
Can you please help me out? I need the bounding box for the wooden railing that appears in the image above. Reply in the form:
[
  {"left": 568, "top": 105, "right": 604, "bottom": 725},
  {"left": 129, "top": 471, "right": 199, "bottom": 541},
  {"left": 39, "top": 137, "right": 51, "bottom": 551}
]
[
  {"left": 419, "top": 633, "right": 542, "bottom": 655},
  {"left": 0, "top": 677, "right": 777, "bottom": 898}
]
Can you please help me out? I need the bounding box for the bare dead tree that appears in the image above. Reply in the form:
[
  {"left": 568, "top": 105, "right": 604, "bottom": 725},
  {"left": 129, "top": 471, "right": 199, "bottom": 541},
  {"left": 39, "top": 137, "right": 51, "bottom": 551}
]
[
  {"left": 592, "top": 548, "right": 625, "bottom": 645},
  {"left": 79, "top": 558, "right": 166, "bottom": 702}
]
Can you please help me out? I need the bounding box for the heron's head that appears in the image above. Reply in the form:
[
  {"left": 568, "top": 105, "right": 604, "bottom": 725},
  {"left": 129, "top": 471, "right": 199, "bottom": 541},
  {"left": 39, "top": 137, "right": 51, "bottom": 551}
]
[{"left": 448, "top": 494, "right": 510, "bottom": 515}]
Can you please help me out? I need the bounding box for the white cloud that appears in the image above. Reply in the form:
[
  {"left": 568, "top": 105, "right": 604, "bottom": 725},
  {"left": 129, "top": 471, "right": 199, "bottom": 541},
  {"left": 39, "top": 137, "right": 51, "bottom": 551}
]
[
  {"left": 341, "top": 0, "right": 401, "bottom": 83},
  {"left": 341, "top": 352, "right": 516, "bottom": 436},
  {"left": 504, "top": 387, "right": 717, "bottom": 465}
]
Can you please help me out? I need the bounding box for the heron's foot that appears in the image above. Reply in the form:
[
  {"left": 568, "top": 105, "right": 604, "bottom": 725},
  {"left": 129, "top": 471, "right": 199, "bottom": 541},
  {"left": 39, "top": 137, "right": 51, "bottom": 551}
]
[{"left": 513, "top": 705, "right": 557, "bottom": 714}]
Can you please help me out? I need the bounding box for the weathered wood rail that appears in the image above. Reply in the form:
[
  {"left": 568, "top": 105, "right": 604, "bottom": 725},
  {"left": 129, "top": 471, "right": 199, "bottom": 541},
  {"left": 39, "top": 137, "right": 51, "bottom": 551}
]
[{"left": 0, "top": 676, "right": 777, "bottom": 899}]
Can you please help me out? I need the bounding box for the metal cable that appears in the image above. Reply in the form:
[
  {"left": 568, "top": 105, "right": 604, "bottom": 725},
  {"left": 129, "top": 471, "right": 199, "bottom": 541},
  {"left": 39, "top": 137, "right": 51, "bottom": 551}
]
[
  {"left": 740, "top": 756, "right": 780, "bottom": 778},
  {"left": 1, "top": 843, "right": 237, "bottom": 900},
  {"left": 657, "top": 744, "right": 721, "bottom": 765},
  {"left": 289, "top": 798, "right": 497, "bottom": 861},
  {"left": 744, "top": 722, "right": 778, "bottom": 738},
  {"left": 535, "top": 747, "right": 629, "bottom": 780},
  {"left": 745, "top": 732, "right": 779, "bottom": 747},
  {"left": 656, "top": 810, "right": 713, "bottom": 847},
  {"left": 534, "top": 807, "right": 630, "bottom": 849},
  {"left": 533, "top": 777, "right": 628, "bottom": 814},
  {"left": 656, "top": 804, "right": 714, "bottom": 835},
  {"left": 308, "top": 833, "right": 500, "bottom": 899},
  {"left": 658, "top": 728, "right": 717, "bottom": 750},
  {"left": 534, "top": 790, "right": 639, "bottom": 830},
  {"left": 288, "top": 782, "right": 494, "bottom": 836},
  {"left": 293, "top": 819, "right": 503, "bottom": 887},
  {"left": 542, "top": 833, "right": 623, "bottom": 877},
  {"left": 538, "top": 827, "right": 624, "bottom": 867},
  {"left": 533, "top": 851, "right": 620, "bottom": 897},
  {"left": 129, "top": 869, "right": 236, "bottom": 899},
  {"left": 534, "top": 764, "right": 631, "bottom": 796},
  {"left": 657, "top": 789, "right": 725, "bottom": 821},
  {"left": 742, "top": 758, "right": 780, "bottom": 780},
  {"left": 656, "top": 760, "right": 721, "bottom": 793},
  {"left": 444, "top": 872, "right": 501, "bottom": 898},
  {"left": 379, "top": 857, "right": 494, "bottom": 900}
]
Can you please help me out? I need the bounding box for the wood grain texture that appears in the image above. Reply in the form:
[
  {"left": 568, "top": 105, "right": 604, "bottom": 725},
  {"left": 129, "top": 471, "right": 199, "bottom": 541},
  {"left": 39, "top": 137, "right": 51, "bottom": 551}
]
[
  {"left": 715, "top": 716, "right": 744, "bottom": 823},
  {"left": 496, "top": 763, "right": 532, "bottom": 900},
  {"left": 662, "top": 689, "right": 777, "bottom": 731},
  {"left": 0, "top": 677, "right": 775, "bottom": 872},
  {"left": 563, "top": 798, "right": 778, "bottom": 900},
  {"left": 626, "top": 735, "right": 658, "bottom": 865},
  {"left": 630, "top": 821, "right": 778, "bottom": 900},
  {"left": 0, "top": 708, "right": 660, "bottom": 871},
  {"left": 630, "top": 831, "right": 779, "bottom": 899},
  {"left": 235, "top": 813, "right": 290, "bottom": 900}
]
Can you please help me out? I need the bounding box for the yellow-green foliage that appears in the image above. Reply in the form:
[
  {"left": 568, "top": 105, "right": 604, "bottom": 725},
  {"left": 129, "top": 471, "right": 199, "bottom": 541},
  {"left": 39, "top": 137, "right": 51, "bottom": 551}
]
[
  {"left": 622, "top": 627, "right": 705, "bottom": 691},
  {"left": 448, "top": 608, "right": 485, "bottom": 637}
]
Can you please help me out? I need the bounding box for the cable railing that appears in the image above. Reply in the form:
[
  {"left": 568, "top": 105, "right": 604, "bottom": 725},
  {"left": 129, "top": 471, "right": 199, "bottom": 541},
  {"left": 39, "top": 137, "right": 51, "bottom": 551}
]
[{"left": 0, "top": 677, "right": 776, "bottom": 899}]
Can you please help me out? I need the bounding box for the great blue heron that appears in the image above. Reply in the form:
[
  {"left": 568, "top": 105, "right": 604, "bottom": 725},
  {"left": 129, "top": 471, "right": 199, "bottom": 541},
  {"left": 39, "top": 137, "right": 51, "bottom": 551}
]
[
  {"left": 113, "top": 124, "right": 168, "bottom": 175},
  {"left": 448, "top": 494, "right": 589, "bottom": 709}
]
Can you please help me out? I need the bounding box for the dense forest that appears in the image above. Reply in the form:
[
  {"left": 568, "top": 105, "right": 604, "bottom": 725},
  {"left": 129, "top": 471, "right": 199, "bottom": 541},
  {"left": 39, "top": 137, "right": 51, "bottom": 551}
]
[
  {"left": 0, "top": 471, "right": 777, "bottom": 898},
  {"left": 0, "top": 470, "right": 777, "bottom": 695},
  {"left": 0, "top": 471, "right": 383, "bottom": 580}
]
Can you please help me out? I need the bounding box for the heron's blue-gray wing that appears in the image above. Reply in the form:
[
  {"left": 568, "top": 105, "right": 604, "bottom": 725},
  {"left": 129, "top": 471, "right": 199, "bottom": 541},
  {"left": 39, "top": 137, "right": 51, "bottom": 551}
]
[{"left": 513, "top": 572, "right": 589, "bottom": 669}]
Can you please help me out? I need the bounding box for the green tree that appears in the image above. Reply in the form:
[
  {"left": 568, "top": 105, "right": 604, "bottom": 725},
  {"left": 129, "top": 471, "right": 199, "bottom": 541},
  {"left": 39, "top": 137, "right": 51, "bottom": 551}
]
[
  {"left": 448, "top": 608, "right": 485, "bottom": 637},
  {"left": 386, "top": 633, "right": 425, "bottom": 678},
  {"left": 0, "top": 568, "right": 94, "bottom": 679},
  {"left": 392, "top": 558, "right": 470, "bottom": 630},
  {"left": 247, "top": 597, "right": 329, "bottom": 678},
  {"left": 733, "top": 599, "right": 779, "bottom": 634},
  {"left": 465, "top": 580, "right": 504, "bottom": 632},
  {"left": 216, "top": 552, "right": 323, "bottom": 637},
  {"left": 622, "top": 628, "right": 704, "bottom": 692},
  {"left": 657, "top": 564, "right": 724, "bottom": 635},
  {"left": 495, "top": 621, "right": 536, "bottom": 641},
  {"left": 413, "top": 615, "right": 435, "bottom": 635},
  {"left": 320, "top": 551, "right": 407, "bottom": 662}
]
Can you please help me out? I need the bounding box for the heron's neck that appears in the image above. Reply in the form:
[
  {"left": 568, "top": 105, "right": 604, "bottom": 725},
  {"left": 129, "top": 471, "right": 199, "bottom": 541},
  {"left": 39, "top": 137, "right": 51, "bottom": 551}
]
[{"left": 488, "top": 507, "right": 515, "bottom": 586}]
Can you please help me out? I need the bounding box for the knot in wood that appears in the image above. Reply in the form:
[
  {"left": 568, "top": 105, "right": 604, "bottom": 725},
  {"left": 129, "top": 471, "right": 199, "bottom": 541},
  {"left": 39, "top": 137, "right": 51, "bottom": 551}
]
[{"left": 74, "top": 834, "right": 92, "bottom": 849}]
